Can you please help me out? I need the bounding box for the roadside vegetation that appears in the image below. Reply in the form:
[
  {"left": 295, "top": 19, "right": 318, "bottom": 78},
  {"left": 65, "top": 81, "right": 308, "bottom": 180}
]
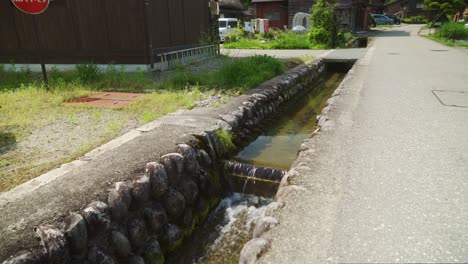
[
  {"left": 402, "top": 15, "right": 429, "bottom": 24},
  {"left": 423, "top": 22, "right": 468, "bottom": 48},
  {"left": 223, "top": 0, "right": 357, "bottom": 50},
  {"left": 0, "top": 55, "right": 285, "bottom": 192},
  {"left": 223, "top": 30, "right": 317, "bottom": 49},
  {"left": 223, "top": 27, "right": 356, "bottom": 50}
]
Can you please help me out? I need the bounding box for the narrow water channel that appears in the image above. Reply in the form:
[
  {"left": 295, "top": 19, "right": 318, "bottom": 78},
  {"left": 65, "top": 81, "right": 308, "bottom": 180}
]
[
  {"left": 235, "top": 72, "right": 345, "bottom": 170},
  {"left": 168, "top": 70, "right": 347, "bottom": 264}
]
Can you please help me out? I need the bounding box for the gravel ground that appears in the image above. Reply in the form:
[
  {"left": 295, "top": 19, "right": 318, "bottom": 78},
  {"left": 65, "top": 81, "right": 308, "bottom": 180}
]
[{"left": 0, "top": 57, "right": 234, "bottom": 192}]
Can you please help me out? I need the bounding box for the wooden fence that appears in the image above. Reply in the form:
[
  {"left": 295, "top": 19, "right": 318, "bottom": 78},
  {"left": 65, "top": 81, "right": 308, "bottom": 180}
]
[{"left": 0, "top": 0, "right": 211, "bottom": 65}]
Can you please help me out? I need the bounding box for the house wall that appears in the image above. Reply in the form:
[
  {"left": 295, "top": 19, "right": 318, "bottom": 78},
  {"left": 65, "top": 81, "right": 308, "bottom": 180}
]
[
  {"left": 255, "top": 1, "right": 289, "bottom": 28},
  {"left": 384, "top": 0, "right": 430, "bottom": 18},
  {"left": 385, "top": 0, "right": 404, "bottom": 15}
]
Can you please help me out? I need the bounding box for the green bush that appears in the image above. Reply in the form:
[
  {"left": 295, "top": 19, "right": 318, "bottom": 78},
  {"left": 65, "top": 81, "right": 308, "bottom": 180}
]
[
  {"left": 214, "top": 55, "right": 284, "bottom": 88},
  {"left": 163, "top": 55, "right": 285, "bottom": 91},
  {"left": 271, "top": 32, "right": 311, "bottom": 49},
  {"left": 439, "top": 22, "right": 468, "bottom": 40},
  {"left": 402, "top": 15, "right": 428, "bottom": 24},
  {"left": 225, "top": 26, "right": 246, "bottom": 43},
  {"left": 335, "top": 31, "right": 355, "bottom": 48},
  {"left": 223, "top": 38, "right": 272, "bottom": 49},
  {"left": 308, "top": 0, "right": 335, "bottom": 48},
  {"left": 308, "top": 27, "right": 332, "bottom": 48},
  {"left": 75, "top": 64, "right": 102, "bottom": 83}
]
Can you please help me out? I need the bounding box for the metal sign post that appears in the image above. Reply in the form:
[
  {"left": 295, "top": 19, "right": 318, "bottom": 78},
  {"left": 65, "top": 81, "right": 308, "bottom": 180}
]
[{"left": 11, "top": 0, "right": 50, "bottom": 86}]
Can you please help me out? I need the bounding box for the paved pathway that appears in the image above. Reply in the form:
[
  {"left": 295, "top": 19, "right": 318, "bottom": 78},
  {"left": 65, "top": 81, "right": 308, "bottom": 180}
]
[
  {"left": 221, "top": 47, "right": 368, "bottom": 61},
  {"left": 259, "top": 25, "right": 468, "bottom": 263},
  {"left": 221, "top": 48, "right": 328, "bottom": 58}
]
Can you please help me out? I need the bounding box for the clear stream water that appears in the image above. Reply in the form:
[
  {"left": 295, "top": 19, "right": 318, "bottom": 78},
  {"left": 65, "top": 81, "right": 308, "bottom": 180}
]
[
  {"left": 234, "top": 72, "right": 345, "bottom": 170},
  {"left": 167, "top": 72, "right": 346, "bottom": 264}
]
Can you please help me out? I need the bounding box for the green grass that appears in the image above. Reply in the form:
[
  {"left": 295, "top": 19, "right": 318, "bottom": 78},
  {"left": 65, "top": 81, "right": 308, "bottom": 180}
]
[
  {"left": 271, "top": 32, "right": 312, "bottom": 49},
  {"left": 224, "top": 31, "right": 355, "bottom": 50},
  {"left": 0, "top": 64, "right": 155, "bottom": 93},
  {"left": 223, "top": 39, "right": 273, "bottom": 49},
  {"left": 161, "top": 55, "right": 285, "bottom": 93},
  {"left": 401, "top": 15, "right": 428, "bottom": 24},
  {"left": 0, "top": 55, "right": 285, "bottom": 191},
  {"left": 424, "top": 34, "right": 468, "bottom": 47},
  {"left": 422, "top": 23, "right": 468, "bottom": 48}
]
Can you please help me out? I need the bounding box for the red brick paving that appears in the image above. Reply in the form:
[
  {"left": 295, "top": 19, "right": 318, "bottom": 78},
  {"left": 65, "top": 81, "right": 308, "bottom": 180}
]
[{"left": 65, "top": 92, "right": 145, "bottom": 109}]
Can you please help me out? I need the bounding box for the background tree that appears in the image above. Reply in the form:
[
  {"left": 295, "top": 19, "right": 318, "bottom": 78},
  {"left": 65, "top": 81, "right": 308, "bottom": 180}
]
[
  {"left": 308, "top": 0, "right": 336, "bottom": 48},
  {"left": 424, "top": 0, "right": 467, "bottom": 16},
  {"left": 241, "top": 0, "right": 252, "bottom": 8}
]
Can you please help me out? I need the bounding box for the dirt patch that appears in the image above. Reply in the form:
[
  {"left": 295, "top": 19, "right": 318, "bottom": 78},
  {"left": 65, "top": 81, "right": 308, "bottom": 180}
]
[{"left": 65, "top": 92, "right": 145, "bottom": 108}]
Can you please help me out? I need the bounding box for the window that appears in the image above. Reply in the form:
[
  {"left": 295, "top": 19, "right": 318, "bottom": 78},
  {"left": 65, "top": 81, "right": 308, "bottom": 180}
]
[
  {"left": 219, "top": 21, "right": 227, "bottom": 28},
  {"left": 416, "top": 3, "right": 424, "bottom": 8},
  {"left": 265, "top": 12, "right": 281, "bottom": 21},
  {"left": 228, "top": 21, "right": 238, "bottom": 28}
]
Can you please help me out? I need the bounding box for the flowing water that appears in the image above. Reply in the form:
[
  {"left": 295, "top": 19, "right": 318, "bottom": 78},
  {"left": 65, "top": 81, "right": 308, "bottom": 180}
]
[
  {"left": 168, "top": 71, "right": 347, "bottom": 263},
  {"left": 234, "top": 72, "right": 345, "bottom": 170},
  {"left": 167, "top": 194, "right": 272, "bottom": 264}
]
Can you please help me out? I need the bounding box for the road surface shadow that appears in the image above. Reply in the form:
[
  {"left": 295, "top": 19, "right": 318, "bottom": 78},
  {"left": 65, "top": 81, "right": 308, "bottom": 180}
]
[{"left": 375, "top": 30, "right": 411, "bottom": 37}]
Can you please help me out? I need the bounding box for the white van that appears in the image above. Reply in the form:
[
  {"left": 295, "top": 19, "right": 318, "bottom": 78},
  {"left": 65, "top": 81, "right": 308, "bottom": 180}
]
[{"left": 218, "top": 18, "right": 238, "bottom": 42}]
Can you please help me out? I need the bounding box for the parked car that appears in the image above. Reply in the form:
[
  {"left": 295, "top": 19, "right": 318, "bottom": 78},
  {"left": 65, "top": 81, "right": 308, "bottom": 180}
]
[
  {"left": 370, "top": 14, "right": 395, "bottom": 25},
  {"left": 219, "top": 18, "right": 238, "bottom": 42},
  {"left": 386, "top": 14, "right": 401, "bottom": 24}
]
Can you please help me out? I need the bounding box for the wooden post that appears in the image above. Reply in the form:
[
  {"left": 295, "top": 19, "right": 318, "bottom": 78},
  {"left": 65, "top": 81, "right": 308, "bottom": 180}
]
[
  {"left": 142, "top": 0, "right": 154, "bottom": 69},
  {"left": 32, "top": 16, "right": 48, "bottom": 87}
]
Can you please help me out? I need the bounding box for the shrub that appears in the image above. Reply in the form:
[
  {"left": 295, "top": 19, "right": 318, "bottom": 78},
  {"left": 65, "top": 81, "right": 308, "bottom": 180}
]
[
  {"left": 308, "top": 27, "right": 332, "bottom": 48},
  {"left": 223, "top": 38, "right": 272, "bottom": 49},
  {"left": 163, "top": 55, "right": 284, "bottom": 91},
  {"left": 271, "top": 32, "right": 311, "bottom": 49},
  {"left": 75, "top": 64, "right": 102, "bottom": 83},
  {"left": 213, "top": 55, "right": 285, "bottom": 89},
  {"left": 335, "top": 31, "right": 355, "bottom": 48},
  {"left": 439, "top": 22, "right": 467, "bottom": 40},
  {"left": 308, "top": 0, "right": 335, "bottom": 48},
  {"left": 402, "top": 15, "right": 428, "bottom": 24}
]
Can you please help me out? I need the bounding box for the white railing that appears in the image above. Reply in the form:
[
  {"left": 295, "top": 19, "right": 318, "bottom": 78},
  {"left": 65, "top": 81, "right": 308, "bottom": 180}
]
[{"left": 158, "top": 45, "right": 218, "bottom": 70}]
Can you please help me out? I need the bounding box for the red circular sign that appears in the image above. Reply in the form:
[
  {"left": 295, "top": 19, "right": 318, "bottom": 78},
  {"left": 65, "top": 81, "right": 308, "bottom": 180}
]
[{"left": 11, "top": 0, "right": 49, "bottom": 15}]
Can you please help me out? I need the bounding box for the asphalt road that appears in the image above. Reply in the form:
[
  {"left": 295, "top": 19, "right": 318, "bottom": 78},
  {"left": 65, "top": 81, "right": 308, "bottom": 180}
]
[{"left": 259, "top": 25, "right": 468, "bottom": 263}]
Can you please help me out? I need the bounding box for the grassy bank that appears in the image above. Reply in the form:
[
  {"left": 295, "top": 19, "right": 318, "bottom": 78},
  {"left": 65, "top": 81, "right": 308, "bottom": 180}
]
[
  {"left": 422, "top": 22, "right": 468, "bottom": 48},
  {"left": 223, "top": 31, "right": 356, "bottom": 50},
  {"left": 0, "top": 55, "right": 285, "bottom": 191}
]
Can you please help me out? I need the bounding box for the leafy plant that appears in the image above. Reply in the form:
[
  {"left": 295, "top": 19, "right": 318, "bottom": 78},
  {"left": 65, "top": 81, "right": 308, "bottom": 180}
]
[
  {"left": 162, "top": 55, "right": 284, "bottom": 92},
  {"left": 308, "top": 0, "right": 336, "bottom": 48},
  {"left": 423, "top": 0, "right": 466, "bottom": 17},
  {"left": 439, "top": 22, "right": 467, "bottom": 40},
  {"left": 335, "top": 31, "right": 356, "bottom": 47},
  {"left": 75, "top": 64, "right": 102, "bottom": 83},
  {"left": 272, "top": 32, "right": 311, "bottom": 49},
  {"left": 401, "top": 15, "right": 428, "bottom": 24},
  {"left": 215, "top": 129, "right": 234, "bottom": 151}
]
